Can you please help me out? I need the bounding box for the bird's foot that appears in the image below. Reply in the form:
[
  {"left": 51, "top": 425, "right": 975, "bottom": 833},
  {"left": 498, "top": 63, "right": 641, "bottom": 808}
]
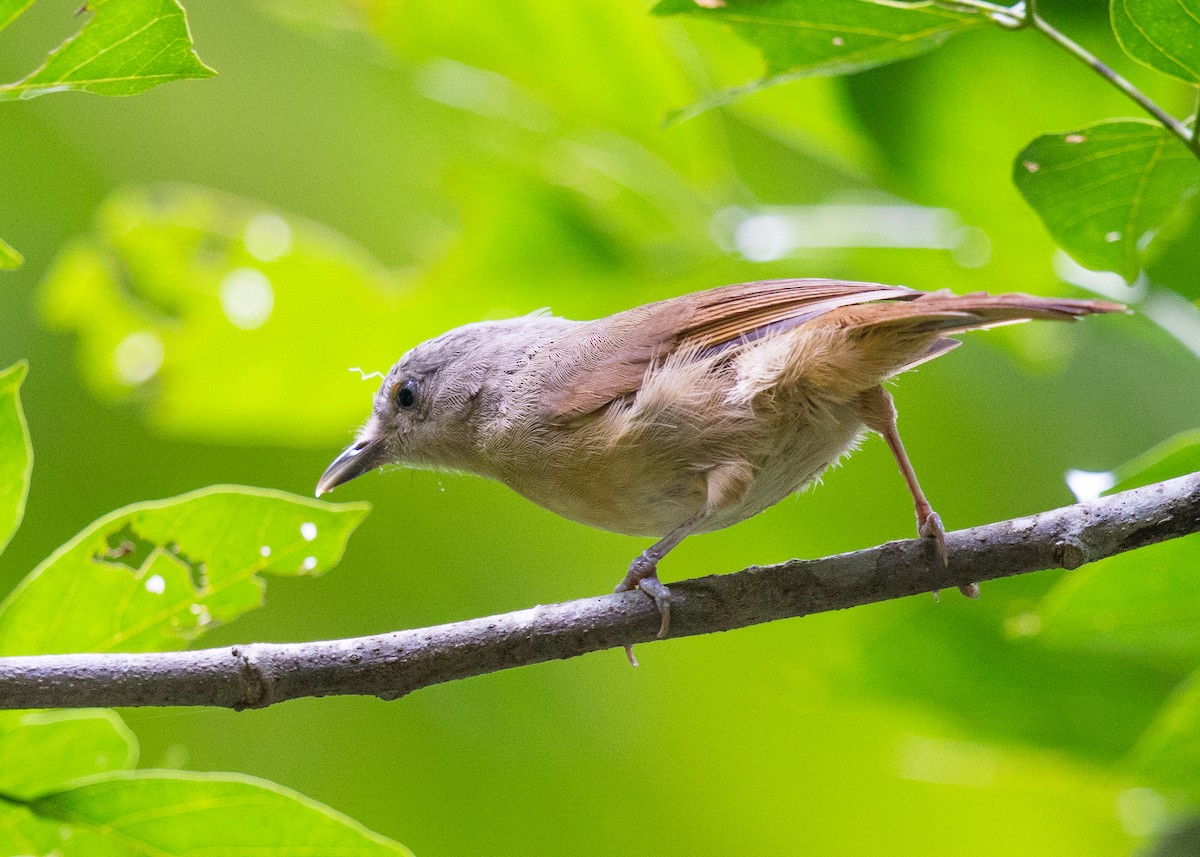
[
  {"left": 917, "top": 507, "right": 979, "bottom": 599},
  {"left": 918, "top": 508, "right": 948, "bottom": 565},
  {"left": 615, "top": 553, "right": 672, "bottom": 639}
]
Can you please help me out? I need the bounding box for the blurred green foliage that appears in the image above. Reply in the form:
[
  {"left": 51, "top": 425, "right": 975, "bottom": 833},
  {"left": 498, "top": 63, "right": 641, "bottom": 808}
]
[
  {"left": 3, "top": 0, "right": 1200, "bottom": 855},
  {"left": 41, "top": 186, "right": 408, "bottom": 443},
  {"left": 0, "top": 238, "right": 21, "bottom": 270},
  {"left": 0, "top": 363, "right": 30, "bottom": 553}
]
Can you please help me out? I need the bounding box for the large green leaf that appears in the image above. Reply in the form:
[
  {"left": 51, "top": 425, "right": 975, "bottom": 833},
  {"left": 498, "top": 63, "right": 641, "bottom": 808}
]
[
  {"left": 1112, "top": 0, "right": 1200, "bottom": 84},
  {"left": 0, "top": 362, "right": 31, "bottom": 556},
  {"left": 0, "top": 711, "right": 136, "bottom": 801},
  {"left": 17, "top": 772, "right": 412, "bottom": 856},
  {"left": 1035, "top": 536, "right": 1200, "bottom": 667},
  {"left": 1014, "top": 120, "right": 1200, "bottom": 281},
  {"left": 0, "top": 487, "right": 368, "bottom": 655},
  {"left": 652, "top": 0, "right": 982, "bottom": 114},
  {"left": 0, "top": 0, "right": 214, "bottom": 102},
  {"left": 0, "top": 237, "right": 22, "bottom": 270}
]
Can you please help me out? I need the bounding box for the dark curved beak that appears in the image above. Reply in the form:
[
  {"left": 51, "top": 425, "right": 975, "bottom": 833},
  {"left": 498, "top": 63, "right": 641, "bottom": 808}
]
[{"left": 316, "top": 437, "right": 387, "bottom": 496}]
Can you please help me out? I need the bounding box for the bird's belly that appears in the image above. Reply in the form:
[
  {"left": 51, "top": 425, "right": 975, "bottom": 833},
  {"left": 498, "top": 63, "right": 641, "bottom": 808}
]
[
  {"left": 496, "top": 399, "right": 866, "bottom": 538},
  {"left": 503, "top": 450, "right": 708, "bottom": 537},
  {"left": 699, "top": 417, "right": 867, "bottom": 534}
]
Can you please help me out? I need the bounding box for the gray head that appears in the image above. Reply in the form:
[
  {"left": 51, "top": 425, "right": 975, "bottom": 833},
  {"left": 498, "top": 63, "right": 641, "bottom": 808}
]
[{"left": 315, "top": 314, "right": 570, "bottom": 496}]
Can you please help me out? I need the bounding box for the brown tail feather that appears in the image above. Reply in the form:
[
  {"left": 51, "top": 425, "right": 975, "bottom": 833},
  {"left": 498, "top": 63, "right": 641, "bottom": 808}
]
[
  {"left": 798, "top": 291, "right": 1126, "bottom": 400},
  {"left": 844, "top": 291, "right": 1126, "bottom": 335}
]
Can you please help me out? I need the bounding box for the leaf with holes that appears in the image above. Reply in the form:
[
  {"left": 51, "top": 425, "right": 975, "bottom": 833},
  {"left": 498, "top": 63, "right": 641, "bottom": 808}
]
[
  {"left": 15, "top": 772, "right": 413, "bottom": 856},
  {"left": 0, "top": 236, "right": 22, "bottom": 270},
  {"left": 0, "top": 362, "right": 31, "bottom": 556},
  {"left": 651, "top": 0, "right": 982, "bottom": 117},
  {"left": 1112, "top": 0, "right": 1200, "bottom": 83},
  {"left": 0, "top": 0, "right": 214, "bottom": 102},
  {"left": 0, "top": 486, "right": 368, "bottom": 655},
  {"left": 1014, "top": 120, "right": 1200, "bottom": 281}
]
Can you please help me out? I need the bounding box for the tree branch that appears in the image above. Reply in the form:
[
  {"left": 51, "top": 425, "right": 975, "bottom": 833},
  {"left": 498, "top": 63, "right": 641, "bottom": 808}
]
[{"left": 1, "top": 472, "right": 1197, "bottom": 711}]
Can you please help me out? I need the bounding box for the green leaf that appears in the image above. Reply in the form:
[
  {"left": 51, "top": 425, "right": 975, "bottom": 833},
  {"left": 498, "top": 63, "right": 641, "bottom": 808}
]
[
  {"left": 0, "top": 0, "right": 36, "bottom": 33},
  {"left": 0, "top": 486, "right": 368, "bottom": 655},
  {"left": 0, "top": 0, "right": 215, "bottom": 102},
  {"left": 1014, "top": 120, "right": 1200, "bottom": 281},
  {"left": 1035, "top": 536, "right": 1200, "bottom": 667},
  {"left": 1145, "top": 201, "right": 1200, "bottom": 300},
  {"left": 0, "top": 361, "right": 31, "bottom": 556},
  {"left": 0, "top": 236, "right": 22, "bottom": 269},
  {"left": 0, "top": 710, "right": 136, "bottom": 800},
  {"left": 24, "top": 772, "right": 413, "bottom": 856},
  {"left": 0, "top": 802, "right": 60, "bottom": 855},
  {"left": 1112, "top": 0, "right": 1200, "bottom": 84},
  {"left": 1110, "top": 429, "right": 1200, "bottom": 494},
  {"left": 1131, "top": 670, "right": 1200, "bottom": 795},
  {"left": 651, "top": 0, "right": 982, "bottom": 115}
]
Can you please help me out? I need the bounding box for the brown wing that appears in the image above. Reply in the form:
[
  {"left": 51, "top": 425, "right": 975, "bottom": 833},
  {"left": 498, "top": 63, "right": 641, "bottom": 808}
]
[{"left": 539, "top": 278, "right": 919, "bottom": 422}]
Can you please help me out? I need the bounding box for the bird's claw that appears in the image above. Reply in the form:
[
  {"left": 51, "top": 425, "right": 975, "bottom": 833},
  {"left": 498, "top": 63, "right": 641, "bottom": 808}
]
[
  {"left": 918, "top": 510, "right": 948, "bottom": 565},
  {"left": 615, "top": 555, "right": 673, "bottom": 640},
  {"left": 918, "top": 508, "right": 980, "bottom": 599},
  {"left": 636, "top": 576, "right": 672, "bottom": 639}
]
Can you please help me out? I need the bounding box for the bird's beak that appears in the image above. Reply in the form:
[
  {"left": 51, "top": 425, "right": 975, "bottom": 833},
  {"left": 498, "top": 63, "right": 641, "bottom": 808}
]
[{"left": 316, "top": 437, "right": 388, "bottom": 496}]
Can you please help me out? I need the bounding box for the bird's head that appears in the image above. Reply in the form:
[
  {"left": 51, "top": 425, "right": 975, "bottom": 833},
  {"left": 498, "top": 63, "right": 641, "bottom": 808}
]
[{"left": 315, "top": 324, "right": 502, "bottom": 496}]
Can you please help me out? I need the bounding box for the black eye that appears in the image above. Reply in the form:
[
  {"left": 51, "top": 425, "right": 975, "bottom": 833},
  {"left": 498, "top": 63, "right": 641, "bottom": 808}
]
[{"left": 396, "top": 379, "right": 418, "bottom": 410}]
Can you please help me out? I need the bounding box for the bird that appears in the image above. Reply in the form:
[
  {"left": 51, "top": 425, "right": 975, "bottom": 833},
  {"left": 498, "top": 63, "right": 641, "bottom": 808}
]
[{"left": 317, "top": 278, "right": 1122, "bottom": 639}]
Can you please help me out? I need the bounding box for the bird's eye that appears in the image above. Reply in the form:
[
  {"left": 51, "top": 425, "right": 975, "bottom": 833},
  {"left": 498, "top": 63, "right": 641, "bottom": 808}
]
[{"left": 395, "top": 379, "right": 418, "bottom": 410}]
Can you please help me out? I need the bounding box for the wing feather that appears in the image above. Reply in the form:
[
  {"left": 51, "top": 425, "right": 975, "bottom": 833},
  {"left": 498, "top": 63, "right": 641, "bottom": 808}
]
[{"left": 539, "top": 278, "right": 916, "bottom": 422}]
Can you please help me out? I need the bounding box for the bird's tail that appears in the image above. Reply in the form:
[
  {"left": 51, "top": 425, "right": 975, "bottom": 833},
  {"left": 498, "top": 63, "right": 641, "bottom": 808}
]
[
  {"left": 789, "top": 291, "right": 1125, "bottom": 399},
  {"left": 849, "top": 290, "right": 1126, "bottom": 336}
]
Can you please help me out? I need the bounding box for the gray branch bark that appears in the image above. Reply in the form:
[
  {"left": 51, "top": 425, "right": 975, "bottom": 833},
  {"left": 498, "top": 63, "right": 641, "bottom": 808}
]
[{"left": 1, "top": 472, "right": 1198, "bottom": 711}]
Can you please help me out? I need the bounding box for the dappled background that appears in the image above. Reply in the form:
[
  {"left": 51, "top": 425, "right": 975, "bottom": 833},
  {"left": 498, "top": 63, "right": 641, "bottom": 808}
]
[{"left": 4, "top": 0, "right": 1200, "bottom": 854}]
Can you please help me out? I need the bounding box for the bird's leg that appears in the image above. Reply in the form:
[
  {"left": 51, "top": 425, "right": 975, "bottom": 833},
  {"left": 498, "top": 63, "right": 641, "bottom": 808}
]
[
  {"left": 614, "top": 462, "right": 750, "bottom": 664},
  {"left": 859, "top": 386, "right": 979, "bottom": 598},
  {"left": 615, "top": 511, "right": 705, "bottom": 641}
]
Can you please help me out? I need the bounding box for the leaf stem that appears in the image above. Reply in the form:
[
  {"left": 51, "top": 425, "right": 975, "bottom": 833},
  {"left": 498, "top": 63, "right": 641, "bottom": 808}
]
[{"left": 1021, "top": 0, "right": 1195, "bottom": 151}]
